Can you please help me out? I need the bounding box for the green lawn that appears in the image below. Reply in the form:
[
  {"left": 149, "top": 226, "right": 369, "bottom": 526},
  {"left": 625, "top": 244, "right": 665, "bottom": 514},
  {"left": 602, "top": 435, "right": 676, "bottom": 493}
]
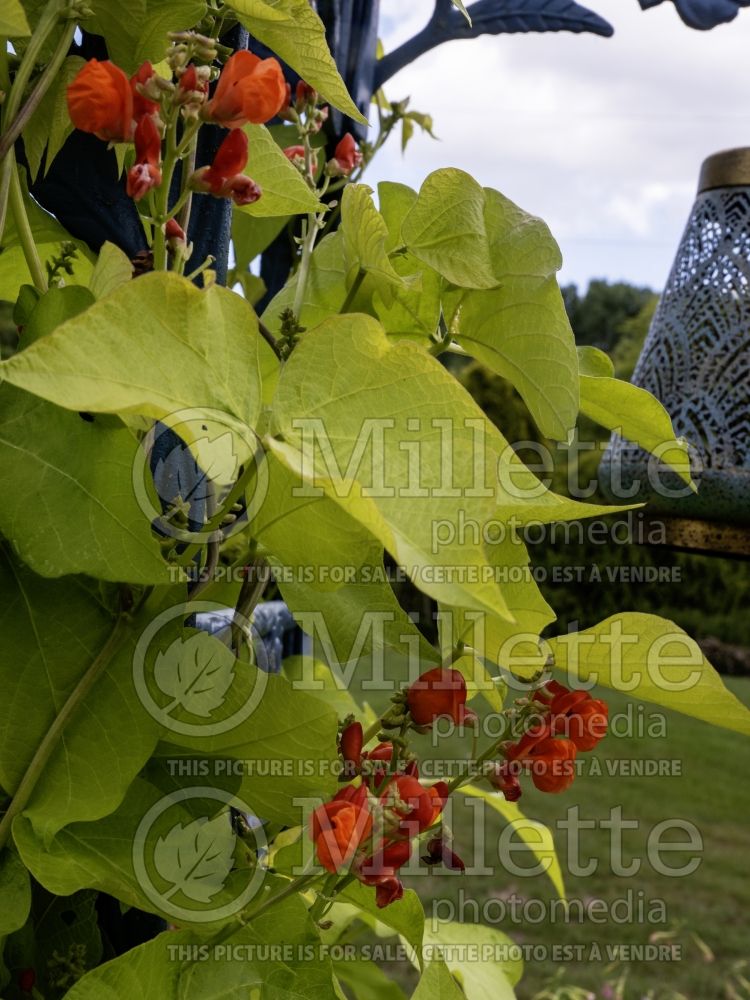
[{"left": 354, "top": 672, "right": 750, "bottom": 998}]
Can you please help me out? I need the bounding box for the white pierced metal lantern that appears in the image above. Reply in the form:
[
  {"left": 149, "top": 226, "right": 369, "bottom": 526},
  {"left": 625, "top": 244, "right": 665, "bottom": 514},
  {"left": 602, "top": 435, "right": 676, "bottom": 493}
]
[{"left": 599, "top": 148, "right": 750, "bottom": 554}]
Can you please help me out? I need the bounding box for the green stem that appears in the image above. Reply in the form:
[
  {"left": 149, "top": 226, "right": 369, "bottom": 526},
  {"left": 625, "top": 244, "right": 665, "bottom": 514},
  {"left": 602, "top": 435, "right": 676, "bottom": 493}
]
[
  {"left": 230, "top": 555, "right": 268, "bottom": 656},
  {"left": 0, "top": 157, "right": 13, "bottom": 246},
  {"left": 446, "top": 725, "right": 507, "bottom": 795},
  {"left": 308, "top": 871, "right": 340, "bottom": 922},
  {"left": 1, "top": 0, "right": 62, "bottom": 129},
  {"left": 340, "top": 268, "right": 365, "bottom": 313},
  {"left": 245, "top": 869, "right": 320, "bottom": 923},
  {"left": 0, "top": 0, "right": 63, "bottom": 237},
  {"left": 167, "top": 447, "right": 263, "bottom": 564},
  {"left": 0, "top": 615, "right": 130, "bottom": 850},
  {"left": 211, "top": 868, "right": 321, "bottom": 945},
  {"left": 0, "top": 19, "right": 76, "bottom": 163},
  {"left": 291, "top": 213, "right": 316, "bottom": 321},
  {"left": 257, "top": 317, "right": 282, "bottom": 360},
  {"left": 290, "top": 125, "right": 328, "bottom": 321},
  {"left": 184, "top": 254, "right": 215, "bottom": 282},
  {"left": 8, "top": 156, "right": 47, "bottom": 292},
  {"left": 442, "top": 642, "right": 465, "bottom": 668},
  {"left": 174, "top": 134, "right": 198, "bottom": 275}
]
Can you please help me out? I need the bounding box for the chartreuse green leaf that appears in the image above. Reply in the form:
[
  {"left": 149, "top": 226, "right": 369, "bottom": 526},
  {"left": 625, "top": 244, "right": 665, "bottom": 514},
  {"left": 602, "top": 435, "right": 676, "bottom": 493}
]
[
  {"left": 89, "top": 241, "right": 133, "bottom": 299},
  {"left": 401, "top": 170, "right": 497, "bottom": 288},
  {"left": 374, "top": 181, "right": 442, "bottom": 344},
  {"left": 13, "top": 778, "right": 250, "bottom": 928},
  {"left": 262, "top": 230, "right": 347, "bottom": 331},
  {"left": 225, "top": 0, "right": 366, "bottom": 124},
  {"left": 0, "top": 847, "right": 31, "bottom": 936},
  {"left": 0, "top": 386, "right": 171, "bottom": 582},
  {"left": 22, "top": 56, "right": 84, "bottom": 180},
  {"left": 548, "top": 613, "right": 750, "bottom": 736},
  {"left": 402, "top": 170, "right": 562, "bottom": 291},
  {"left": 253, "top": 448, "right": 382, "bottom": 590},
  {"left": 0, "top": 185, "right": 93, "bottom": 300},
  {"left": 0, "top": 553, "right": 182, "bottom": 842},
  {"left": 447, "top": 277, "right": 579, "bottom": 441},
  {"left": 22, "top": 284, "right": 94, "bottom": 345},
  {"left": 339, "top": 882, "right": 425, "bottom": 960},
  {"left": 335, "top": 958, "right": 407, "bottom": 1000},
  {"left": 0, "top": 271, "right": 263, "bottom": 462},
  {"left": 60, "top": 893, "right": 336, "bottom": 999},
  {"left": 461, "top": 784, "right": 565, "bottom": 899},
  {"left": 341, "top": 185, "right": 415, "bottom": 307},
  {"left": 238, "top": 124, "right": 322, "bottom": 217},
  {"left": 439, "top": 535, "right": 555, "bottom": 679},
  {"left": 87, "top": 0, "right": 206, "bottom": 70},
  {"left": 577, "top": 346, "right": 695, "bottom": 489},
  {"left": 276, "top": 557, "right": 440, "bottom": 667},
  {"left": 378, "top": 180, "right": 418, "bottom": 250},
  {"left": 86, "top": 0, "right": 146, "bottom": 68},
  {"left": 420, "top": 920, "right": 522, "bottom": 999},
  {"left": 411, "top": 958, "right": 465, "bottom": 999},
  {"left": 154, "top": 675, "right": 339, "bottom": 826},
  {"left": 282, "top": 655, "right": 370, "bottom": 721},
  {"left": 269, "top": 314, "right": 636, "bottom": 619},
  {"left": 0, "top": 0, "right": 30, "bottom": 34},
  {"left": 133, "top": 0, "right": 208, "bottom": 67},
  {"left": 442, "top": 534, "right": 556, "bottom": 675},
  {"left": 450, "top": 653, "right": 506, "bottom": 712}
]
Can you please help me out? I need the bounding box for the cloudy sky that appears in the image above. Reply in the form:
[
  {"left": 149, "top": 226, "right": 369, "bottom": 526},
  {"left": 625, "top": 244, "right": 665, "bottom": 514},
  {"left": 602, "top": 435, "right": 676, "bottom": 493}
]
[{"left": 368, "top": 0, "right": 750, "bottom": 291}]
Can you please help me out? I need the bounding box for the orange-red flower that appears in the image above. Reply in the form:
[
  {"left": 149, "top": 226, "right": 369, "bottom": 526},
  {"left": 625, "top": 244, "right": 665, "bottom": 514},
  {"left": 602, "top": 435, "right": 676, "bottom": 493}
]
[
  {"left": 356, "top": 839, "right": 411, "bottom": 908},
  {"left": 126, "top": 114, "right": 161, "bottom": 201},
  {"left": 536, "top": 681, "right": 609, "bottom": 751},
  {"left": 309, "top": 785, "right": 372, "bottom": 873},
  {"left": 204, "top": 50, "right": 287, "bottom": 128},
  {"left": 67, "top": 59, "right": 134, "bottom": 141},
  {"left": 487, "top": 760, "right": 522, "bottom": 801},
  {"left": 328, "top": 132, "right": 362, "bottom": 176},
  {"left": 406, "top": 667, "right": 477, "bottom": 728},
  {"left": 507, "top": 725, "right": 578, "bottom": 794},
  {"left": 551, "top": 687, "right": 608, "bottom": 751},
  {"left": 383, "top": 774, "right": 448, "bottom": 837},
  {"left": 189, "top": 129, "right": 262, "bottom": 207}
]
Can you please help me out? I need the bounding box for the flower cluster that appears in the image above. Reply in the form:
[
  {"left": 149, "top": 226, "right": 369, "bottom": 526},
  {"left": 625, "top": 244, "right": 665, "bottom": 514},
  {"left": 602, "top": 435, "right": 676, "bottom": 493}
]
[
  {"left": 490, "top": 681, "right": 608, "bottom": 799},
  {"left": 310, "top": 728, "right": 450, "bottom": 908},
  {"left": 279, "top": 80, "right": 362, "bottom": 183},
  {"left": 66, "top": 44, "right": 287, "bottom": 218},
  {"left": 309, "top": 666, "right": 477, "bottom": 910},
  {"left": 309, "top": 668, "right": 608, "bottom": 911}
]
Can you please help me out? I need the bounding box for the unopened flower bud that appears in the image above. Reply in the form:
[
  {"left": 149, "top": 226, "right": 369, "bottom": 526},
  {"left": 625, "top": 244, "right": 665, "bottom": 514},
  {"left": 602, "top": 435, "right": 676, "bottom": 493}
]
[
  {"left": 311, "top": 105, "right": 329, "bottom": 132},
  {"left": 295, "top": 80, "right": 316, "bottom": 111},
  {"left": 164, "top": 218, "right": 187, "bottom": 251},
  {"left": 421, "top": 836, "right": 466, "bottom": 871}
]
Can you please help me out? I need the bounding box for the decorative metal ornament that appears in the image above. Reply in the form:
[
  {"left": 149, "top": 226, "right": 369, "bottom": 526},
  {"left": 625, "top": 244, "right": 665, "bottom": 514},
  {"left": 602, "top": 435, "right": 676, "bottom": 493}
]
[
  {"left": 638, "top": 0, "right": 750, "bottom": 30},
  {"left": 599, "top": 148, "right": 750, "bottom": 554}
]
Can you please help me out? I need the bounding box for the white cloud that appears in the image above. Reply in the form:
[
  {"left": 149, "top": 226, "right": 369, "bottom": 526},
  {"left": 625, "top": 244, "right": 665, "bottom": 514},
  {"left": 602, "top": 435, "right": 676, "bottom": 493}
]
[{"left": 366, "top": 0, "right": 750, "bottom": 289}]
